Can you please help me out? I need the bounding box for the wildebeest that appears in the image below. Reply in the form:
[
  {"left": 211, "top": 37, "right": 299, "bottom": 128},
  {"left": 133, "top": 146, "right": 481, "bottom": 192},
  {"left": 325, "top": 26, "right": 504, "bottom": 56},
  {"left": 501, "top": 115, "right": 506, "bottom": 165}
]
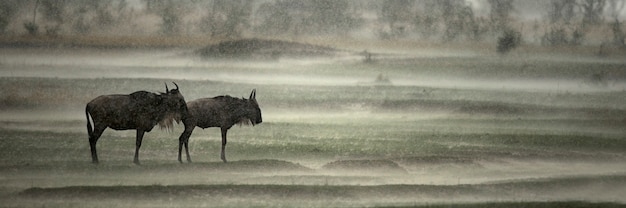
[
  {"left": 85, "top": 83, "right": 188, "bottom": 164},
  {"left": 178, "top": 89, "right": 262, "bottom": 163}
]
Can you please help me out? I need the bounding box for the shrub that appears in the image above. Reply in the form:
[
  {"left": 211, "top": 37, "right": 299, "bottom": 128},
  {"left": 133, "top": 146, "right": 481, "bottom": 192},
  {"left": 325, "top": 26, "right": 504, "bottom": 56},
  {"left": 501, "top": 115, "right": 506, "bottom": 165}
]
[
  {"left": 496, "top": 28, "right": 521, "bottom": 54},
  {"left": 587, "top": 72, "right": 609, "bottom": 88},
  {"left": 23, "top": 22, "right": 38, "bottom": 35},
  {"left": 541, "top": 26, "right": 586, "bottom": 47}
]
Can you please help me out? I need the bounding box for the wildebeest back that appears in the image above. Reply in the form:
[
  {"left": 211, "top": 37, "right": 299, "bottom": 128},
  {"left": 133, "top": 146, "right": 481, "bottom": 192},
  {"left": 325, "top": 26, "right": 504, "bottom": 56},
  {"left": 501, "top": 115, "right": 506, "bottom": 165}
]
[
  {"left": 186, "top": 98, "right": 223, "bottom": 129},
  {"left": 87, "top": 91, "right": 164, "bottom": 131}
]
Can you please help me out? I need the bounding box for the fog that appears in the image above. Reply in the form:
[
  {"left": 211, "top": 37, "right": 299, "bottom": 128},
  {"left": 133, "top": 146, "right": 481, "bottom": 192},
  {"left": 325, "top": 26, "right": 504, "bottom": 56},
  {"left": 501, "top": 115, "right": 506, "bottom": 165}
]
[
  {"left": 2, "top": 47, "right": 625, "bottom": 93},
  {"left": 1, "top": 44, "right": 625, "bottom": 207}
]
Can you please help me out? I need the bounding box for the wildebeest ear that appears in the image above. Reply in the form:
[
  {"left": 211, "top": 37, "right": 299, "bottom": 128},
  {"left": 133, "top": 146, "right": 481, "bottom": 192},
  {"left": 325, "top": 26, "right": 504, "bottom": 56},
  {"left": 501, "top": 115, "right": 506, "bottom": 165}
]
[{"left": 249, "top": 89, "right": 256, "bottom": 100}]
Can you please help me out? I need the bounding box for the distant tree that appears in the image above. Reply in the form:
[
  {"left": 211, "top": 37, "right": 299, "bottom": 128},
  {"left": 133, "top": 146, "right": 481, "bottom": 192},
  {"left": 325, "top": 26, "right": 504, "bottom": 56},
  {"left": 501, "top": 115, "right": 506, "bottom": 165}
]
[
  {"left": 453, "top": 1, "right": 482, "bottom": 41},
  {"left": 0, "top": 0, "right": 25, "bottom": 34},
  {"left": 72, "top": 4, "right": 90, "bottom": 34},
  {"left": 307, "top": 0, "right": 362, "bottom": 35},
  {"left": 497, "top": 28, "right": 521, "bottom": 54},
  {"left": 144, "top": 0, "right": 188, "bottom": 35},
  {"left": 160, "top": 2, "right": 182, "bottom": 35},
  {"left": 487, "top": 0, "right": 515, "bottom": 33},
  {"left": 23, "top": 0, "right": 40, "bottom": 35},
  {"left": 38, "top": 0, "right": 66, "bottom": 35},
  {"left": 469, "top": 17, "right": 489, "bottom": 41},
  {"left": 607, "top": 0, "right": 625, "bottom": 47},
  {"left": 93, "top": 1, "right": 125, "bottom": 29},
  {"left": 580, "top": 0, "right": 606, "bottom": 29},
  {"left": 587, "top": 71, "right": 609, "bottom": 87},
  {"left": 547, "top": 0, "right": 577, "bottom": 25},
  {"left": 570, "top": 27, "right": 585, "bottom": 45},
  {"left": 380, "top": 0, "right": 413, "bottom": 28},
  {"left": 542, "top": 27, "right": 568, "bottom": 46},
  {"left": 438, "top": 0, "right": 463, "bottom": 41},
  {"left": 224, "top": 0, "right": 252, "bottom": 37},
  {"left": 23, "top": 22, "right": 38, "bottom": 35},
  {"left": 413, "top": 14, "right": 438, "bottom": 39},
  {"left": 39, "top": 0, "right": 64, "bottom": 25},
  {"left": 414, "top": 0, "right": 440, "bottom": 39},
  {"left": 542, "top": 0, "right": 584, "bottom": 46},
  {"left": 608, "top": 18, "right": 625, "bottom": 47},
  {"left": 379, "top": 0, "right": 414, "bottom": 39},
  {"left": 541, "top": 0, "right": 613, "bottom": 46},
  {"left": 255, "top": 0, "right": 361, "bottom": 37},
  {"left": 69, "top": 0, "right": 130, "bottom": 35},
  {"left": 202, "top": 0, "right": 253, "bottom": 38},
  {"left": 254, "top": 1, "right": 296, "bottom": 36},
  {"left": 424, "top": 0, "right": 484, "bottom": 42}
]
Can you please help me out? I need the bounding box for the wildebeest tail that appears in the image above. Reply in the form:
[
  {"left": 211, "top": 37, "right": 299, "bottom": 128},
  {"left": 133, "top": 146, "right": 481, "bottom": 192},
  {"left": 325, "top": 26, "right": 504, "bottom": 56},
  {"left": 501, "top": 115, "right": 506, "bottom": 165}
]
[{"left": 85, "top": 105, "right": 93, "bottom": 137}]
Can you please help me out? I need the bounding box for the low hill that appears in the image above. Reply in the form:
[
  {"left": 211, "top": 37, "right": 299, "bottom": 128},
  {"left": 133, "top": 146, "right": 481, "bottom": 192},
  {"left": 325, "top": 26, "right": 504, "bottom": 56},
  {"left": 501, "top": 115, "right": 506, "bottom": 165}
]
[{"left": 196, "top": 38, "right": 342, "bottom": 60}]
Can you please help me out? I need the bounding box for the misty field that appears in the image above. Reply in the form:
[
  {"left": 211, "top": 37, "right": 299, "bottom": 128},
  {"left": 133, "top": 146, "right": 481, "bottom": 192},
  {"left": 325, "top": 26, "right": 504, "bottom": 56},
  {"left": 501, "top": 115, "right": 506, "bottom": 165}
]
[{"left": 1, "top": 44, "right": 625, "bottom": 207}]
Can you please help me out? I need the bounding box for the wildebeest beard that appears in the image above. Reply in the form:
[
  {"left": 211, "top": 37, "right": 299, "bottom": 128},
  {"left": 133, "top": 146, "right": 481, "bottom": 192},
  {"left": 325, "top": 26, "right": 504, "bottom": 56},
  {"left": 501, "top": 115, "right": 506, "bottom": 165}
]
[
  {"left": 158, "top": 112, "right": 182, "bottom": 131},
  {"left": 217, "top": 95, "right": 261, "bottom": 127},
  {"left": 236, "top": 117, "right": 253, "bottom": 126},
  {"left": 123, "top": 92, "right": 183, "bottom": 132},
  {"left": 157, "top": 90, "right": 187, "bottom": 132}
]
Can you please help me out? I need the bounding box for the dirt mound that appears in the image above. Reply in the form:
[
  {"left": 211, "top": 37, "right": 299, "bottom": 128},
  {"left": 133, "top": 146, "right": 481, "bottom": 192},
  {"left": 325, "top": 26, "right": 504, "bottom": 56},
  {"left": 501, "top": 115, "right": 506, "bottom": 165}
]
[
  {"left": 197, "top": 38, "right": 340, "bottom": 59},
  {"left": 378, "top": 99, "right": 536, "bottom": 115},
  {"left": 211, "top": 159, "right": 313, "bottom": 172},
  {"left": 19, "top": 175, "right": 626, "bottom": 206},
  {"left": 321, "top": 159, "right": 407, "bottom": 174},
  {"left": 393, "top": 156, "right": 483, "bottom": 172},
  {"left": 394, "top": 156, "right": 476, "bottom": 165}
]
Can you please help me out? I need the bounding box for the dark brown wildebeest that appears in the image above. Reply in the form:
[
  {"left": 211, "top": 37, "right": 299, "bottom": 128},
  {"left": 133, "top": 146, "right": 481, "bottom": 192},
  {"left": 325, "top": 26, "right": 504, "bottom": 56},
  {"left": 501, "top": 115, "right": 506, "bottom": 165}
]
[
  {"left": 85, "top": 83, "right": 188, "bottom": 164},
  {"left": 178, "top": 89, "right": 262, "bottom": 163}
]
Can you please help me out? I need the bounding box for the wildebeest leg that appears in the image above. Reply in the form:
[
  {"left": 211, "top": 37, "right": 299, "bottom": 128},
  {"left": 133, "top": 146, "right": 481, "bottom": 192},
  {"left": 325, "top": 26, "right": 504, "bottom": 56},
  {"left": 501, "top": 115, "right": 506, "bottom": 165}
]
[
  {"left": 183, "top": 138, "right": 191, "bottom": 163},
  {"left": 89, "top": 125, "right": 106, "bottom": 164},
  {"left": 220, "top": 127, "right": 228, "bottom": 163},
  {"left": 134, "top": 130, "right": 145, "bottom": 165},
  {"left": 178, "top": 125, "right": 194, "bottom": 163}
]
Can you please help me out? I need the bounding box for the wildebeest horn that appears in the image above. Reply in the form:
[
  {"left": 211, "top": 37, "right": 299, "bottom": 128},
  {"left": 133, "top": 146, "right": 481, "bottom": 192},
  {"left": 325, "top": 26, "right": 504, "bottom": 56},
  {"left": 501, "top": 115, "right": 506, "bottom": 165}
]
[
  {"left": 173, "top": 82, "right": 179, "bottom": 91},
  {"left": 165, "top": 82, "right": 169, "bottom": 92},
  {"left": 249, "top": 89, "right": 256, "bottom": 100}
]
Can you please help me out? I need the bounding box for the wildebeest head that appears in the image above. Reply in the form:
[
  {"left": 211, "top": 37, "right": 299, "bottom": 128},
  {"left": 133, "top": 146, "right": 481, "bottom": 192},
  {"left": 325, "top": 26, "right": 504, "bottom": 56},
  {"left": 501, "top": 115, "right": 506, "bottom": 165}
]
[
  {"left": 158, "top": 82, "right": 189, "bottom": 130},
  {"left": 245, "top": 89, "right": 262, "bottom": 126}
]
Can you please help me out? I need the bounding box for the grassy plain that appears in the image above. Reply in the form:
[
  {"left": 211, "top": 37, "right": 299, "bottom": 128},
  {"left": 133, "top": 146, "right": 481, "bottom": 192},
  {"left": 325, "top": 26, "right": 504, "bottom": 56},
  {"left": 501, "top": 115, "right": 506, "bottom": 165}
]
[{"left": 0, "top": 42, "right": 625, "bottom": 207}]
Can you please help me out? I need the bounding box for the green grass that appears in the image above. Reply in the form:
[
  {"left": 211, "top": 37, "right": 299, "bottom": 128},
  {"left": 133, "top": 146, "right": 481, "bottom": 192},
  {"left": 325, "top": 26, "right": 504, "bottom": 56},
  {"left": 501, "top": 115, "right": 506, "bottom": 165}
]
[
  {"left": 399, "top": 202, "right": 626, "bottom": 208},
  {"left": 1, "top": 47, "right": 625, "bottom": 207},
  {"left": 15, "top": 176, "right": 626, "bottom": 207}
]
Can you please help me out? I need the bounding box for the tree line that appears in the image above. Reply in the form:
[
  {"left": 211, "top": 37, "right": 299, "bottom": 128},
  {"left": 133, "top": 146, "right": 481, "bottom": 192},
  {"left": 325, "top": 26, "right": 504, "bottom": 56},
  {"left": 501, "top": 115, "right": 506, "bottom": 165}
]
[{"left": 0, "top": 0, "right": 624, "bottom": 48}]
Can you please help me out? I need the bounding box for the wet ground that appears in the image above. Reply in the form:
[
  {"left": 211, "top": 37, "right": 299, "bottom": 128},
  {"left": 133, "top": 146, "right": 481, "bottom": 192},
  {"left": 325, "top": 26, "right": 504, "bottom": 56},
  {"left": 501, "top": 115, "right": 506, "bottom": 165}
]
[{"left": 1, "top": 46, "right": 625, "bottom": 207}]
